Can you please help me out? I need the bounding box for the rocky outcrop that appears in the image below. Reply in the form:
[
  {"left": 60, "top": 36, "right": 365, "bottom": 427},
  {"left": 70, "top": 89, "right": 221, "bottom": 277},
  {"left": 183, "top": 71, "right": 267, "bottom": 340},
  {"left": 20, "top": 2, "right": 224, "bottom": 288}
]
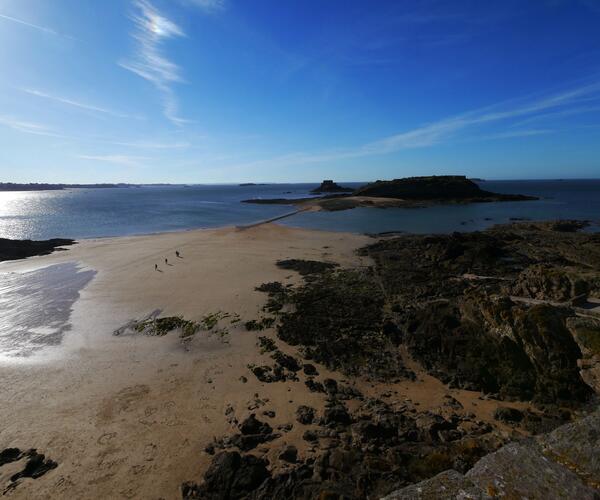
[
  {"left": 511, "top": 264, "right": 590, "bottom": 303},
  {"left": 360, "top": 222, "right": 600, "bottom": 405},
  {"left": 353, "top": 175, "right": 536, "bottom": 202},
  {"left": 0, "top": 238, "right": 74, "bottom": 262},
  {"left": 206, "top": 414, "right": 280, "bottom": 453},
  {"left": 402, "top": 298, "right": 592, "bottom": 403},
  {"left": 182, "top": 451, "right": 270, "bottom": 499},
  {"left": 273, "top": 269, "right": 412, "bottom": 379},
  {"left": 186, "top": 395, "right": 508, "bottom": 499},
  {"left": 310, "top": 180, "right": 353, "bottom": 194}
]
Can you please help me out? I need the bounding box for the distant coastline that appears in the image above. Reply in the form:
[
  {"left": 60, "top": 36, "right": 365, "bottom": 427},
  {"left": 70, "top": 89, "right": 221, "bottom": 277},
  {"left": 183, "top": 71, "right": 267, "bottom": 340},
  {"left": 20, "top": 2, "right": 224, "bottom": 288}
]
[{"left": 0, "top": 182, "right": 137, "bottom": 192}]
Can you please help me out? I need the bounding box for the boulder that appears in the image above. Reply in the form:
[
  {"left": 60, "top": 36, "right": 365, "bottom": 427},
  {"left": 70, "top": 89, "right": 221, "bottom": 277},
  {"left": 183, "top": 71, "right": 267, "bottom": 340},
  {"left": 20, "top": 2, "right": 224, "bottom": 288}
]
[
  {"left": 493, "top": 407, "right": 524, "bottom": 423},
  {"left": 182, "top": 451, "right": 270, "bottom": 499},
  {"left": 296, "top": 405, "right": 316, "bottom": 425}
]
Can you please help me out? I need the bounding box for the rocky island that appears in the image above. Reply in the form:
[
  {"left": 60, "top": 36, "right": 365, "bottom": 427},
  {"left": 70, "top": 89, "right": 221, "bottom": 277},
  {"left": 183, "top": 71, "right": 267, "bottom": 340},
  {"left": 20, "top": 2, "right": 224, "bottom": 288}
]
[
  {"left": 243, "top": 175, "right": 538, "bottom": 211},
  {"left": 310, "top": 180, "right": 354, "bottom": 194}
]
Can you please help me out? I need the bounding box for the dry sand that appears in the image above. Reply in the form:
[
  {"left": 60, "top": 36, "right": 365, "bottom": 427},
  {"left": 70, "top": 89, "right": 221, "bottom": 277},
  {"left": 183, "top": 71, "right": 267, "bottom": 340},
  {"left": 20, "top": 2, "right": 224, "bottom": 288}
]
[{"left": 0, "top": 224, "right": 527, "bottom": 499}]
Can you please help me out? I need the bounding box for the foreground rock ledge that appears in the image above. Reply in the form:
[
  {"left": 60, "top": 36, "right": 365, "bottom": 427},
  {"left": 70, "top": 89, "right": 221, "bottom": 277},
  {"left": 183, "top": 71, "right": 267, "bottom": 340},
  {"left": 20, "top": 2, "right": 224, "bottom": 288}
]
[{"left": 383, "top": 409, "right": 600, "bottom": 499}]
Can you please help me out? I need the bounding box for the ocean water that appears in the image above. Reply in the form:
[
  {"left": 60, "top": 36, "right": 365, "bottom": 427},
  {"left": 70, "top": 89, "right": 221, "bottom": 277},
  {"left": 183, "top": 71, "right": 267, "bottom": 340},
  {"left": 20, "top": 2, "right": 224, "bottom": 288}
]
[
  {"left": 283, "top": 179, "right": 600, "bottom": 234},
  {"left": 0, "top": 180, "right": 599, "bottom": 240}
]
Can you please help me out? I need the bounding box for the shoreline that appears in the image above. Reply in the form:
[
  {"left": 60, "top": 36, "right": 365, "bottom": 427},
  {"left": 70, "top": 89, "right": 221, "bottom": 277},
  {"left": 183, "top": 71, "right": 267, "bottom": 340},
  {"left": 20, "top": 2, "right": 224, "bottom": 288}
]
[{"left": 0, "top": 224, "right": 373, "bottom": 498}]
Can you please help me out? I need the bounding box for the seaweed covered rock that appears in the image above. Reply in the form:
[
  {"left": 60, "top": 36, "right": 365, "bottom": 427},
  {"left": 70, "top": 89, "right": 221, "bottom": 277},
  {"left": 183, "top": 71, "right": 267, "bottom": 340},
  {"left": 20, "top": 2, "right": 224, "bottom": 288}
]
[
  {"left": 361, "top": 222, "right": 600, "bottom": 406},
  {"left": 403, "top": 296, "right": 592, "bottom": 403},
  {"left": 276, "top": 259, "right": 338, "bottom": 276},
  {"left": 275, "top": 269, "right": 410, "bottom": 379}
]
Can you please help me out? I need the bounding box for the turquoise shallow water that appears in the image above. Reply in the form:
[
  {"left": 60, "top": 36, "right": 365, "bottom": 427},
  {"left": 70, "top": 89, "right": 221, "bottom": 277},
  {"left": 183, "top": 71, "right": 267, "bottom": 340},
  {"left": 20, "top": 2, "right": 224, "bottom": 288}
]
[{"left": 0, "top": 180, "right": 599, "bottom": 240}]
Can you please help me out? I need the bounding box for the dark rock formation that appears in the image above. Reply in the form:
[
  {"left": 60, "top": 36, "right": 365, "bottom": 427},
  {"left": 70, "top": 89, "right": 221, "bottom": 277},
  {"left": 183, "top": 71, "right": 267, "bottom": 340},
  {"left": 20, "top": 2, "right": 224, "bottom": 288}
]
[
  {"left": 511, "top": 264, "right": 590, "bottom": 303},
  {"left": 10, "top": 451, "right": 58, "bottom": 482},
  {"left": 182, "top": 451, "right": 270, "bottom": 499},
  {"left": 186, "top": 396, "right": 508, "bottom": 499},
  {"left": 273, "top": 269, "right": 412, "bottom": 379},
  {"left": 278, "top": 445, "right": 298, "bottom": 463},
  {"left": 0, "top": 448, "right": 58, "bottom": 493},
  {"left": 275, "top": 259, "right": 338, "bottom": 276},
  {"left": 209, "top": 414, "right": 279, "bottom": 453},
  {"left": 322, "top": 402, "right": 351, "bottom": 427},
  {"left": 302, "top": 363, "right": 318, "bottom": 376},
  {"left": 0, "top": 448, "right": 22, "bottom": 466},
  {"left": 402, "top": 299, "right": 591, "bottom": 403},
  {"left": 270, "top": 350, "right": 301, "bottom": 372},
  {"left": 239, "top": 414, "right": 273, "bottom": 436},
  {"left": 296, "top": 405, "right": 316, "bottom": 425},
  {"left": 494, "top": 407, "right": 524, "bottom": 423},
  {"left": 310, "top": 180, "right": 354, "bottom": 194},
  {"left": 0, "top": 238, "right": 74, "bottom": 262},
  {"left": 360, "top": 222, "right": 599, "bottom": 405}
]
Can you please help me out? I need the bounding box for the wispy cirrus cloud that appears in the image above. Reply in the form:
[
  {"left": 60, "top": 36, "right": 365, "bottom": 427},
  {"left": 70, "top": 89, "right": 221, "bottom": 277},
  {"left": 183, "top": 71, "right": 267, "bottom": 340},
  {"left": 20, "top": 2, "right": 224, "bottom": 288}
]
[
  {"left": 0, "top": 115, "right": 63, "bottom": 138},
  {"left": 77, "top": 154, "right": 151, "bottom": 167},
  {"left": 181, "top": 0, "right": 225, "bottom": 11},
  {"left": 232, "top": 81, "right": 600, "bottom": 170},
  {"left": 21, "top": 88, "right": 134, "bottom": 119},
  {"left": 108, "top": 140, "right": 190, "bottom": 149},
  {"left": 120, "top": 0, "right": 189, "bottom": 125},
  {"left": 479, "top": 129, "right": 554, "bottom": 141},
  {"left": 0, "top": 12, "right": 75, "bottom": 39}
]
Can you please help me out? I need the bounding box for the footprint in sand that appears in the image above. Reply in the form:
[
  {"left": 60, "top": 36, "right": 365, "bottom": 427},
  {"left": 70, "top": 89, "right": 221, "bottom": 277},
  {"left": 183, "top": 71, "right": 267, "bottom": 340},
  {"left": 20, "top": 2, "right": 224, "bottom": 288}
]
[
  {"left": 144, "top": 405, "right": 158, "bottom": 417},
  {"left": 99, "top": 384, "right": 150, "bottom": 421},
  {"left": 97, "top": 432, "right": 117, "bottom": 445},
  {"left": 143, "top": 443, "right": 157, "bottom": 462}
]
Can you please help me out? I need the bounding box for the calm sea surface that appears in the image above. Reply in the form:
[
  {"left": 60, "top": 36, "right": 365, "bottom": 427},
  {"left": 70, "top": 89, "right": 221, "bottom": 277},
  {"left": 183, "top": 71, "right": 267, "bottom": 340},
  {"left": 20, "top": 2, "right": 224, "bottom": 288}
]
[{"left": 0, "top": 180, "right": 599, "bottom": 240}]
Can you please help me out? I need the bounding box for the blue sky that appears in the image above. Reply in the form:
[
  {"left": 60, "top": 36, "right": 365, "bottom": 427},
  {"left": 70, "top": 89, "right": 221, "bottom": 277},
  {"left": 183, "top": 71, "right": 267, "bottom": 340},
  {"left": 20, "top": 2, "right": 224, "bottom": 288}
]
[{"left": 0, "top": 0, "right": 599, "bottom": 183}]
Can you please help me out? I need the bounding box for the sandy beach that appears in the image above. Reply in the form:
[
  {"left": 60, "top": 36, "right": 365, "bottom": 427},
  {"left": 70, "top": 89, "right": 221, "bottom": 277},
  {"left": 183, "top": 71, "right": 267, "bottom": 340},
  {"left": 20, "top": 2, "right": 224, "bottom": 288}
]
[{"left": 0, "top": 223, "right": 536, "bottom": 499}]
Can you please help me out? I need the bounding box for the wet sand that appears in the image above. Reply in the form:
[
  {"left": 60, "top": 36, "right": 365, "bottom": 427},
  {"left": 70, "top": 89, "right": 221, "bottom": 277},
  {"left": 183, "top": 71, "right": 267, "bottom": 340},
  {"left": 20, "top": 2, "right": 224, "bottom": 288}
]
[{"left": 0, "top": 224, "right": 527, "bottom": 498}]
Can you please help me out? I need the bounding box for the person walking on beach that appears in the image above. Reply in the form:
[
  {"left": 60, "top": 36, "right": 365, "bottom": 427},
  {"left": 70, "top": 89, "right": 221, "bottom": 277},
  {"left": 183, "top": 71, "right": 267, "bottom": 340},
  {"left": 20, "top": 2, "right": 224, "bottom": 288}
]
[
  {"left": 165, "top": 258, "right": 168, "bottom": 265},
  {"left": 176, "top": 250, "right": 180, "bottom": 258},
  {"left": 155, "top": 264, "right": 158, "bottom": 271}
]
